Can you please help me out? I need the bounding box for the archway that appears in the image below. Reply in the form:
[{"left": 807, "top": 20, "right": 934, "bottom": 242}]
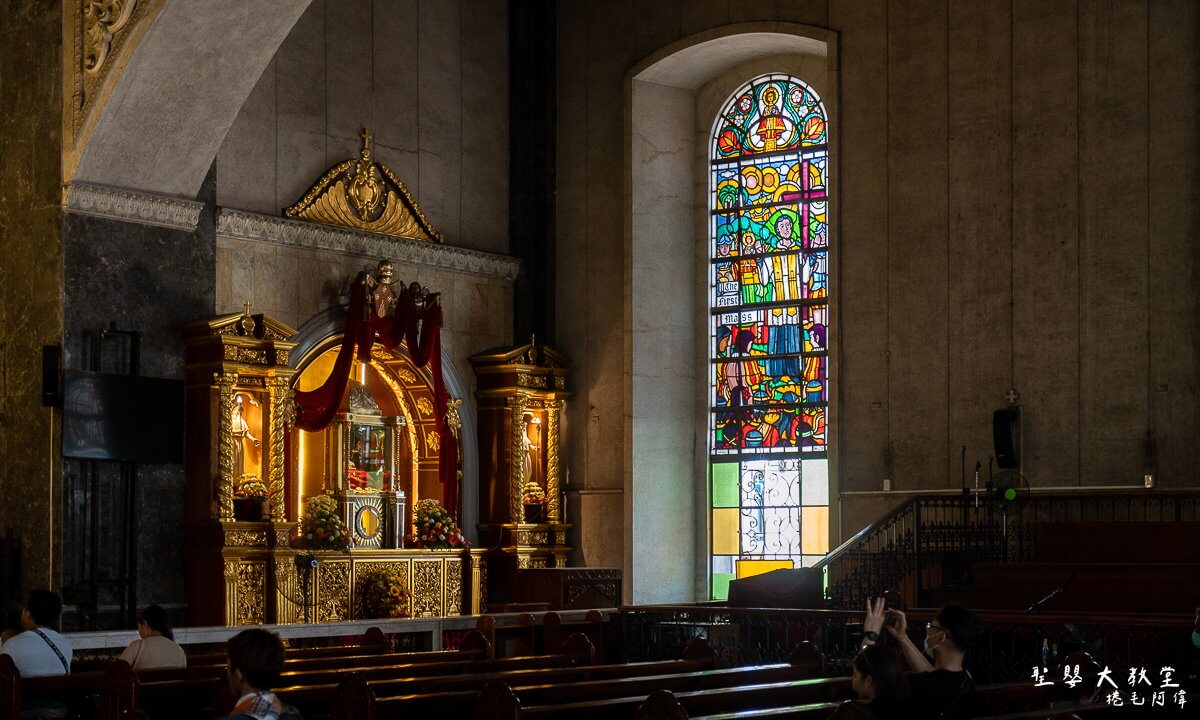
[
  {"left": 626, "top": 23, "right": 836, "bottom": 603},
  {"left": 290, "top": 306, "right": 479, "bottom": 543}
]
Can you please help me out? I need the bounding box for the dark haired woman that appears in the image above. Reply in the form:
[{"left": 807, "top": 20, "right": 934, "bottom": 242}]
[
  {"left": 119, "top": 605, "right": 186, "bottom": 670},
  {"left": 828, "top": 644, "right": 912, "bottom": 720}
]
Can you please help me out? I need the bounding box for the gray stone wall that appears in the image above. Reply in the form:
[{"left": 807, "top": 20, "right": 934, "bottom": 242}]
[
  {"left": 214, "top": 0, "right": 510, "bottom": 256},
  {"left": 60, "top": 180, "right": 216, "bottom": 615},
  {"left": 557, "top": 0, "right": 1200, "bottom": 600}
]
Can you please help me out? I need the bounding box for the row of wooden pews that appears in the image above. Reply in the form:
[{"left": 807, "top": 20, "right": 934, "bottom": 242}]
[{"left": 1, "top": 610, "right": 1130, "bottom": 720}]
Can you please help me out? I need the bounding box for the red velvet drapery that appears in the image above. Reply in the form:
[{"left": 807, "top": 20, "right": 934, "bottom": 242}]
[{"left": 293, "top": 272, "right": 458, "bottom": 515}]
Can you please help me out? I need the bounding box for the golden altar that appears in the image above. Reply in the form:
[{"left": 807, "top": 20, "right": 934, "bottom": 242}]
[{"left": 182, "top": 309, "right": 484, "bottom": 625}]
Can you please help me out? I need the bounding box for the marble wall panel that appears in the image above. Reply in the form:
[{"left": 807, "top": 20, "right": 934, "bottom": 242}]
[
  {"left": 1078, "top": 0, "right": 1149, "bottom": 486},
  {"left": 680, "top": 0, "right": 727, "bottom": 38},
  {"left": 59, "top": 204, "right": 217, "bottom": 608},
  {"left": 885, "top": 0, "right": 949, "bottom": 489},
  {"left": 215, "top": 58, "right": 277, "bottom": 214},
  {"left": 274, "top": 1, "right": 328, "bottom": 214},
  {"left": 828, "top": 0, "right": 887, "bottom": 494},
  {"left": 1011, "top": 0, "right": 1079, "bottom": 488},
  {"left": 1147, "top": 0, "right": 1199, "bottom": 487},
  {"left": 461, "top": 0, "right": 510, "bottom": 255},
  {"left": 217, "top": 0, "right": 508, "bottom": 253},
  {"left": 946, "top": 0, "right": 1012, "bottom": 487}
]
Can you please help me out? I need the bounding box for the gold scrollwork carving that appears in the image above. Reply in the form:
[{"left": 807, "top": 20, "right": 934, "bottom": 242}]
[
  {"left": 411, "top": 561, "right": 442, "bottom": 617},
  {"left": 416, "top": 397, "right": 434, "bottom": 416},
  {"left": 70, "top": 0, "right": 160, "bottom": 142},
  {"left": 445, "top": 397, "right": 463, "bottom": 440},
  {"left": 234, "top": 563, "right": 266, "bottom": 625},
  {"left": 284, "top": 129, "right": 443, "bottom": 243},
  {"left": 216, "top": 373, "right": 238, "bottom": 521},
  {"left": 316, "top": 562, "right": 351, "bottom": 623},
  {"left": 517, "top": 373, "right": 548, "bottom": 389},
  {"left": 223, "top": 345, "right": 268, "bottom": 364},
  {"left": 224, "top": 530, "right": 267, "bottom": 547},
  {"left": 397, "top": 368, "right": 417, "bottom": 384},
  {"left": 277, "top": 349, "right": 291, "bottom": 365},
  {"left": 444, "top": 560, "right": 462, "bottom": 615},
  {"left": 426, "top": 430, "right": 440, "bottom": 453},
  {"left": 555, "top": 376, "right": 566, "bottom": 389},
  {"left": 274, "top": 559, "right": 300, "bottom": 625}
]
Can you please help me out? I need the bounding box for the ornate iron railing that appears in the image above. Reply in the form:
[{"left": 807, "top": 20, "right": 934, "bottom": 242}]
[{"left": 816, "top": 490, "right": 1200, "bottom": 611}]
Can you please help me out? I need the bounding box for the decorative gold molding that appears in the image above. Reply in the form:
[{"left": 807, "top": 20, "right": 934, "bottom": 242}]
[
  {"left": 284, "top": 128, "right": 443, "bottom": 243},
  {"left": 64, "top": 1, "right": 165, "bottom": 175}
]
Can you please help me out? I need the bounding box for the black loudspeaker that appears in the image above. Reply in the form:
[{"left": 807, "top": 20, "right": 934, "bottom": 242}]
[
  {"left": 42, "top": 345, "right": 61, "bottom": 407},
  {"left": 993, "top": 407, "right": 1020, "bottom": 469}
]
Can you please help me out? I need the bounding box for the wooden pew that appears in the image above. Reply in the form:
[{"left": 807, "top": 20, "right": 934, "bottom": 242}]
[
  {"left": 71, "top": 625, "right": 392, "bottom": 673},
  {"left": 261, "top": 637, "right": 598, "bottom": 720},
  {"left": 334, "top": 637, "right": 718, "bottom": 720},
  {"left": 0, "top": 655, "right": 136, "bottom": 720},
  {"left": 543, "top": 610, "right": 607, "bottom": 659}
]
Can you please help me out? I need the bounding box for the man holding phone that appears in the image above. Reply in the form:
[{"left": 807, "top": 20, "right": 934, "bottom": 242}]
[{"left": 862, "top": 597, "right": 981, "bottom": 719}]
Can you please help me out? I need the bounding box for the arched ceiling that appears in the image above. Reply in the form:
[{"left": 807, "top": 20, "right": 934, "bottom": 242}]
[
  {"left": 631, "top": 26, "right": 829, "bottom": 89},
  {"left": 72, "top": 0, "right": 314, "bottom": 198}
]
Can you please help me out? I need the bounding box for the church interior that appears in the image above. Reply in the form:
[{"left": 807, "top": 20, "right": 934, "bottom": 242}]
[{"left": 0, "top": 1, "right": 1197, "bottom": 717}]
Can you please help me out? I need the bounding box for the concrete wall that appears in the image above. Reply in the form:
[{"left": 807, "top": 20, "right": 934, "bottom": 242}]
[
  {"left": 558, "top": 0, "right": 1200, "bottom": 601},
  {"left": 215, "top": 0, "right": 510, "bottom": 256}
]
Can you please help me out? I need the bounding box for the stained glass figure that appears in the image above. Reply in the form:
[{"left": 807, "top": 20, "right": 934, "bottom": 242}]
[{"left": 709, "top": 74, "right": 830, "bottom": 599}]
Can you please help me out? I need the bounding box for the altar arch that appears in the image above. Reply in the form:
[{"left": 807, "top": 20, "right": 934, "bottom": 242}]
[{"left": 290, "top": 305, "right": 480, "bottom": 543}]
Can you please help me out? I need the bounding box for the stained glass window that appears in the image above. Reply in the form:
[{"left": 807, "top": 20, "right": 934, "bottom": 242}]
[{"left": 709, "top": 74, "right": 830, "bottom": 599}]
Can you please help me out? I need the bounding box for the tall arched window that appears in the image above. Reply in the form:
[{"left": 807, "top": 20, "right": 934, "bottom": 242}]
[{"left": 708, "top": 74, "right": 830, "bottom": 599}]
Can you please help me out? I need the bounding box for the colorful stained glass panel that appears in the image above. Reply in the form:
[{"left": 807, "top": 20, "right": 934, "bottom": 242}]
[
  {"left": 713, "top": 355, "right": 826, "bottom": 408},
  {"left": 712, "top": 462, "right": 739, "bottom": 507},
  {"left": 709, "top": 73, "right": 829, "bottom": 600},
  {"left": 736, "top": 559, "right": 794, "bottom": 578}
]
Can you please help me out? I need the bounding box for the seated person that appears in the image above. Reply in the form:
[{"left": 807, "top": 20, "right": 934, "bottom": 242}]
[
  {"left": 828, "top": 643, "right": 912, "bottom": 720},
  {"left": 0, "top": 590, "right": 73, "bottom": 720},
  {"left": 221, "top": 628, "right": 302, "bottom": 720},
  {"left": 119, "top": 604, "right": 186, "bottom": 670},
  {"left": 863, "top": 598, "right": 980, "bottom": 720}
]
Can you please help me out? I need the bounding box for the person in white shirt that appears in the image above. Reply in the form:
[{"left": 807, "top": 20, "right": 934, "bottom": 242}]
[
  {"left": 0, "top": 590, "right": 73, "bottom": 719},
  {"left": 119, "top": 604, "right": 187, "bottom": 670}
]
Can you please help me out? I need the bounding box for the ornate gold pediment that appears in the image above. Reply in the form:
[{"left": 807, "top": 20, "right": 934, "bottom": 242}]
[{"left": 284, "top": 129, "right": 443, "bottom": 243}]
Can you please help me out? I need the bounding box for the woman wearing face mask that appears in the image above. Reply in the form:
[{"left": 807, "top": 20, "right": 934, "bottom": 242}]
[{"left": 863, "top": 598, "right": 981, "bottom": 720}]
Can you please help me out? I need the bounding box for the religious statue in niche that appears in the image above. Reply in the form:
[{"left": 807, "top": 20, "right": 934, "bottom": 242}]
[{"left": 230, "top": 393, "right": 261, "bottom": 480}]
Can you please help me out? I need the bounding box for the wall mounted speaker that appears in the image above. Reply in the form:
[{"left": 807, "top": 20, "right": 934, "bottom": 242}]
[{"left": 993, "top": 406, "right": 1020, "bottom": 469}]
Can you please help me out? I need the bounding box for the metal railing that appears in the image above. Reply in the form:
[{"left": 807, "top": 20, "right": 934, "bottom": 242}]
[{"left": 816, "top": 490, "right": 1200, "bottom": 611}]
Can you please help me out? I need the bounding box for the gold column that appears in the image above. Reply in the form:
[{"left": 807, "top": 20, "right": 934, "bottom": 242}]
[
  {"left": 265, "top": 375, "right": 292, "bottom": 521},
  {"left": 216, "top": 372, "right": 238, "bottom": 522},
  {"left": 546, "top": 398, "right": 563, "bottom": 522},
  {"left": 508, "top": 394, "right": 530, "bottom": 524}
]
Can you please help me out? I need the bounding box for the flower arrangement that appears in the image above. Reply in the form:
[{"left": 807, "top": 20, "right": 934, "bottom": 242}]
[
  {"left": 234, "top": 477, "right": 268, "bottom": 499},
  {"left": 521, "top": 480, "right": 547, "bottom": 505},
  {"left": 299, "top": 494, "right": 351, "bottom": 550},
  {"left": 410, "top": 499, "right": 468, "bottom": 549},
  {"left": 358, "top": 567, "right": 411, "bottom": 619}
]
